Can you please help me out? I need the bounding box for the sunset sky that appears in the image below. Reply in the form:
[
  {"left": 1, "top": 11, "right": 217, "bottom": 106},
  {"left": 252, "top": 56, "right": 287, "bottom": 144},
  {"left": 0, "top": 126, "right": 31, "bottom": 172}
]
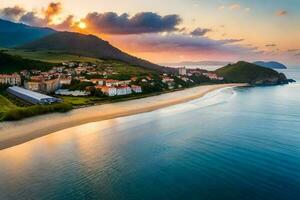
[{"left": 1, "top": 0, "right": 299, "bottom": 65}]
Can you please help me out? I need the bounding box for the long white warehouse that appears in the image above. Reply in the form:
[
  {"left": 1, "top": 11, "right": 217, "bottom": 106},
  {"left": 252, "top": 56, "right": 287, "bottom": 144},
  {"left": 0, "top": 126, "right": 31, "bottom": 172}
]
[{"left": 7, "top": 86, "right": 61, "bottom": 105}]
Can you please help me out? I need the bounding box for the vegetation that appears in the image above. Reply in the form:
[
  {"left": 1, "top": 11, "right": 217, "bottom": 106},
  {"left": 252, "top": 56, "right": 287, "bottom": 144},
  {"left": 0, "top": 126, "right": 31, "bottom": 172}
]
[
  {"left": 19, "top": 31, "right": 173, "bottom": 73},
  {"left": 2, "top": 49, "right": 103, "bottom": 63},
  {"left": 0, "top": 51, "right": 56, "bottom": 73},
  {"left": 0, "top": 85, "right": 72, "bottom": 121},
  {"left": 0, "top": 95, "right": 17, "bottom": 117},
  {"left": 1, "top": 102, "right": 72, "bottom": 121},
  {"left": 215, "top": 61, "right": 287, "bottom": 85}
]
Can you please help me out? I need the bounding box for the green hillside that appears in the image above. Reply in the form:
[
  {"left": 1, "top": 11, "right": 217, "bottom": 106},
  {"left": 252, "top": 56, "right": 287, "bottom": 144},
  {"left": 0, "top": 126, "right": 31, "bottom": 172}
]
[
  {"left": 216, "top": 61, "right": 288, "bottom": 85},
  {"left": 1, "top": 49, "right": 102, "bottom": 63},
  {"left": 19, "top": 31, "right": 173, "bottom": 73},
  {"left": 0, "top": 19, "right": 55, "bottom": 48},
  {"left": 0, "top": 51, "right": 56, "bottom": 73}
]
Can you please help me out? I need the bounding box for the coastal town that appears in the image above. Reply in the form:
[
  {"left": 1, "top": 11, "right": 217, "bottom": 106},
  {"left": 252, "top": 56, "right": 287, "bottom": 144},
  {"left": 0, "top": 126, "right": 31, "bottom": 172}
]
[{"left": 0, "top": 62, "right": 224, "bottom": 105}]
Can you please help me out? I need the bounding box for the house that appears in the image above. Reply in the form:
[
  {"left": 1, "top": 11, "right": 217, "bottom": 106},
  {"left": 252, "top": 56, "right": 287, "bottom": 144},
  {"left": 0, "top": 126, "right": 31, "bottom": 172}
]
[
  {"left": 91, "top": 79, "right": 105, "bottom": 85},
  {"left": 59, "top": 77, "right": 72, "bottom": 86},
  {"left": 25, "top": 78, "right": 60, "bottom": 93},
  {"left": 178, "top": 67, "right": 187, "bottom": 76},
  {"left": 25, "top": 81, "right": 42, "bottom": 91},
  {"left": 131, "top": 85, "right": 142, "bottom": 93},
  {"left": 75, "top": 66, "right": 87, "bottom": 74},
  {"left": 0, "top": 73, "right": 21, "bottom": 85},
  {"left": 44, "top": 79, "right": 60, "bottom": 93},
  {"left": 162, "top": 77, "right": 174, "bottom": 83},
  {"left": 203, "top": 72, "right": 224, "bottom": 80},
  {"left": 116, "top": 86, "right": 132, "bottom": 96},
  {"left": 96, "top": 85, "right": 117, "bottom": 96},
  {"left": 105, "top": 79, "right": 119, "bottom": 87}
]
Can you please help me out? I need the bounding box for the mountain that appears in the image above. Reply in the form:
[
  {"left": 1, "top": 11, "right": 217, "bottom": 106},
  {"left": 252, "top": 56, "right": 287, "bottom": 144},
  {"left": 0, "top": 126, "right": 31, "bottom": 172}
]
[
  {"left": 0, "top": 19, "right": 55, "bottom": 48},
  {"left": 0, "top": 51, "right": 55, "bottom": 73},
  {"left": 254, "top": 61, "right": 287, "bottom": 69},
  {"left": 19, "top": 31, "right": 171, "bottom": 73},
  {"left": 161, "top": 61, "right": 230, "bottom": 67},
  {"left": 215, "top": 61, "right": 289, "bottom": 85}
]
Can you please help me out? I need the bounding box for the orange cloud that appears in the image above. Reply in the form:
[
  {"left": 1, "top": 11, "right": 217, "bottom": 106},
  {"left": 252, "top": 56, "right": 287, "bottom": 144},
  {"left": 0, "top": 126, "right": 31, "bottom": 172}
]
[{"left": 276, "top": 10, "right": 288, "bottom": 16}]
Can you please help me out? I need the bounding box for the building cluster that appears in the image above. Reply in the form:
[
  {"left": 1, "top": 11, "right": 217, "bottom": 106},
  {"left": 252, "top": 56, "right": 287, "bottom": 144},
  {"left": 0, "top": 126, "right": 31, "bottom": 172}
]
[
  {"left": 0, "top": 73, "right": 21, "bottom": 85},
  {"left": 92, "top": 78, "right": 142, "bottom": 96},
  {"left": 178, "top": 67, "right": 224, "bottom": 81},
  {"left": 0, "top": 61, "right": 144, "bottom": 100},
  {"left": 0, "top": 62, "right": 225, "bottom": 105}
]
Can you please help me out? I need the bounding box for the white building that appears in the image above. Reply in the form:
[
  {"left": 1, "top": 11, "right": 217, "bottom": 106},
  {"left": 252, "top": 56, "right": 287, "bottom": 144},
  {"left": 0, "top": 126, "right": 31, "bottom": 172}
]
[
  {"left": 96, "top": 86, "right": 117, "bottom": 96},
  {"left": 0, "top": 73, "right": 21, "bottom": 85},
  {"left": 55, "top": 89, "right": 90, "bottom": 96},
  {"left": 131, "top": 85, "right": 142, "bottom": 93},
  {"left": 7, "top": 86, "right": 61, "bottom": 104},
  {"left": 178, "top": 67, "right": 187, "bottom": 76},
  {"left": 116, "top": 86, "right": 132, "bottom": 96}
]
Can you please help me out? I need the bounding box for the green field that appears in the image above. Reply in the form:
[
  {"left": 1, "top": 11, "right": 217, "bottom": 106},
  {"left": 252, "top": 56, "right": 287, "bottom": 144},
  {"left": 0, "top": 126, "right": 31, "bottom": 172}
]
[
  {"left": 0, "top": 95, "right": 17, "bottom": 112},
  {"left": 1, "top": 49, "right": 102, "bottom": 63}
]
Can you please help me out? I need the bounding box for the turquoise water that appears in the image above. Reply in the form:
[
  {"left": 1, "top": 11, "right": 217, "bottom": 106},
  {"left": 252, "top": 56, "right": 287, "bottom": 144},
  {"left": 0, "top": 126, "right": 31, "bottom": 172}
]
[{"left": 0, "top": 69, "right": 300, "bottom": 200}]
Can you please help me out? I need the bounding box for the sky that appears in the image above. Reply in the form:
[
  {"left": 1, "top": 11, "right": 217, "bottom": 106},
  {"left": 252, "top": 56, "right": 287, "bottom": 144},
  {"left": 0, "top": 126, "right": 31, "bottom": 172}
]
[{"left": 0, "top": 0, "right": 299, "bottom": 66}]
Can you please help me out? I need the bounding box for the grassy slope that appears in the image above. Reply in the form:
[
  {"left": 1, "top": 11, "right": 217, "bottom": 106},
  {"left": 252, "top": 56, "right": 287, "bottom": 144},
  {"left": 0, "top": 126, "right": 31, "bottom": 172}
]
[
  {"left": 1, "top": 49, "right": 102, "bottom": 63},
  {"left": 0, "top": 95, "right": 17, "bottom": 111},
  {"left": 0, "top": 51, "right": 56, "bottom": 73},
  {"left": 216, "top": 61, "right": 279, "bottom": 83},
  {"left": 1, "top": 49, "right": 153, "bottom": 75}
]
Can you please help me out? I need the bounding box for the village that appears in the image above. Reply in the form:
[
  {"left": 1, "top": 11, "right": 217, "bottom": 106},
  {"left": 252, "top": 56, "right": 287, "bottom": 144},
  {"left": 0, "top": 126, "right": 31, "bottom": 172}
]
[{"left": 0, "top": 62, "right": 224, "bottom": 105}]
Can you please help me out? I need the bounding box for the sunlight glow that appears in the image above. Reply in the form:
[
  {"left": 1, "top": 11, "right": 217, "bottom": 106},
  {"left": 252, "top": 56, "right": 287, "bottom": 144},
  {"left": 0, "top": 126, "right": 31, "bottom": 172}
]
[{"left": 78, "top": 22, "right": 87, "bottom": 29}]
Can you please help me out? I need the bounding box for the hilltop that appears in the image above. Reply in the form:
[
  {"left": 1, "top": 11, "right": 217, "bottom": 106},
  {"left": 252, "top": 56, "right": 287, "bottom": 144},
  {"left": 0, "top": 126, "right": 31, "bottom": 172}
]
[
  {"left": 0, "top": 19, "right": 55, "bottom": 47},
  {"left": 19, "top": 31, "right": 172, "bottom": 73},
  {"left": 215, "top": 61, "right": 289, "bottom": 85},
  {"left": 254, "top": 61, "right": 287, "bottom": 69}
]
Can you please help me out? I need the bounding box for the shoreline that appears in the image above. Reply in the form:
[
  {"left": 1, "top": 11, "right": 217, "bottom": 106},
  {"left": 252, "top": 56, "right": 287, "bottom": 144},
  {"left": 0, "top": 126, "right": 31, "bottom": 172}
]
[{"left": 0, "top": 83, "right": 246, "bottom": 150}]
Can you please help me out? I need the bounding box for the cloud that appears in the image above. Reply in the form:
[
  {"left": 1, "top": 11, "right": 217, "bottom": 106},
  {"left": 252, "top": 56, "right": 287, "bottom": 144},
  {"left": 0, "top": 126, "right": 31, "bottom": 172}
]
[
  {"left": 44, "top": 2, "right": 62, "bottom": 23},
  {"left": 111, "top": 33, "right": 256, "bottom": 57},
  {"left": 190, "top": 28, "right": 212, "bottom": 36},
  {"left": 52, "top": 15, "right": 74, "bottom": 30},
  {"left": 0, "top": 2, "right": 63, "bottom": 26},
  {"left": 0, "top": 6, "right": 25, "bottom": 21},
  {"left": 218, "top": 4, "right": 250, "bottom": 12},
  {"left": 85, "top": 12, "right": 181, "bottom": 34},
  {"left": 295, "top": 53, "right": 300, "bottom": 57},
  {"left": 276, "top": 10, "right": 288, "bottom": 16},
  {"left": 265, "top": 44, "right": 277, "bottom": 47},
  {"left": 229, "top": 4, "right": 241, "bottom": 10},
  {"left": 19, "top": 12, "right": 47, "bottom": 26}
]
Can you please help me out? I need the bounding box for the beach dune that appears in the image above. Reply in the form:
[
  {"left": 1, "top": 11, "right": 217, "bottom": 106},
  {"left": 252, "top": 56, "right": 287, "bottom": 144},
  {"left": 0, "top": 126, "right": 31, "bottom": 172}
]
[{"left": 0, "top": 83, "right": 245, "bottom": 150}]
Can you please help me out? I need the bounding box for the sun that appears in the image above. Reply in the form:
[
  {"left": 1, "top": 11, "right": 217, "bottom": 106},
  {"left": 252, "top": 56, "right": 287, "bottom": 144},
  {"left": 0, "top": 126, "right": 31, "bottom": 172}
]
[{"left": 78, "top": 22, "right": 87, "bottom": 29}]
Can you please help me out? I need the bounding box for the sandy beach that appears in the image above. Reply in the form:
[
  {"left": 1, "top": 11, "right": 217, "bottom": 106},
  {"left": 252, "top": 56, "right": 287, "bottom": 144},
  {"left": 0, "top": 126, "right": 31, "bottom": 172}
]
[{"left": 0, "top": 83, "right": 245, "bottom": 150}]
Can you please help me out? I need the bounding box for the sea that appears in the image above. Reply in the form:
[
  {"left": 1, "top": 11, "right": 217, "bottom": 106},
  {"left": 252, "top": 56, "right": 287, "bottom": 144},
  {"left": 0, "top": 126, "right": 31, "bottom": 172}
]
[{"left": 0, "top": 68, "right": 299, "bottom": 200}]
